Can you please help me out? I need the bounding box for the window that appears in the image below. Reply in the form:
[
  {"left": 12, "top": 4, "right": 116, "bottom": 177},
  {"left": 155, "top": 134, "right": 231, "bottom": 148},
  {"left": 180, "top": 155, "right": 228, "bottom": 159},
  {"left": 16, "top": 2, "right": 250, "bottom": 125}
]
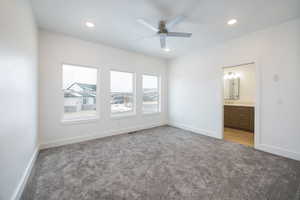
[
  {"left": 110, "top": 71, "right": 135, "bottom": 115},
  {"left": 62, "top": 64, "right": 98, "bottom": 121},
  {"left": 142, "top": 75, "right": 160, "bottom": 113}
]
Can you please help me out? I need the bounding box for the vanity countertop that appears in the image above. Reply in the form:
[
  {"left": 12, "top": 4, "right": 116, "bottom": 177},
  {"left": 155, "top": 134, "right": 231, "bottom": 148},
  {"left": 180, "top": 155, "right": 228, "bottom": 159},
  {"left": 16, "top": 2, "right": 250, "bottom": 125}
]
[{"left": 224, "top": 104, "right": 255, "bottom": 107}]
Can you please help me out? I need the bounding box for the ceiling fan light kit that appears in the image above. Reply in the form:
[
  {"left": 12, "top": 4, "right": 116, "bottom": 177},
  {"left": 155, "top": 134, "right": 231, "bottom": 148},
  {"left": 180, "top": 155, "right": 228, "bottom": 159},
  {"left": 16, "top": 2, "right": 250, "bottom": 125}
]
[{"left": 137, "top": 15, "right": 192, "bottom": 50}]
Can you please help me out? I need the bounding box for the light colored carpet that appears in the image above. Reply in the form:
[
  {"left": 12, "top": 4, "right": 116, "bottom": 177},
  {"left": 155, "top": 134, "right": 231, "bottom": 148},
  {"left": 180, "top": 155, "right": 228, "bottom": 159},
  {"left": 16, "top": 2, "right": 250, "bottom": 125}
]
[{"left": 22, "top": 126, "right": 300, "bottom": 200}]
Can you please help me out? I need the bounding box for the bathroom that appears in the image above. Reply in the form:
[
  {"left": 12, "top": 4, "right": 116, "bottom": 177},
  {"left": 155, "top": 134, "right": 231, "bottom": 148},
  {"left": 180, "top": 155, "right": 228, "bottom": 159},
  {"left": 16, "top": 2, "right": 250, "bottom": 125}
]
[{"left": 223, "top": 63, "right": 256, "bottom": 147}]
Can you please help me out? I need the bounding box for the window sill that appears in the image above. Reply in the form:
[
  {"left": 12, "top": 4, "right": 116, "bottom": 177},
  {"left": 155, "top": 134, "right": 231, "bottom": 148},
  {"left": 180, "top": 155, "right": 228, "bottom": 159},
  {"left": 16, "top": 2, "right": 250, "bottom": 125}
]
[
  {"left": 61, "top": 116, "right": 99, "bottom": 125},
  {"left": 142, "top": 112, "right": 161, "bottom": 116},
  {"left": 110, "top": 112, "right": 136, "bottom": 119}
]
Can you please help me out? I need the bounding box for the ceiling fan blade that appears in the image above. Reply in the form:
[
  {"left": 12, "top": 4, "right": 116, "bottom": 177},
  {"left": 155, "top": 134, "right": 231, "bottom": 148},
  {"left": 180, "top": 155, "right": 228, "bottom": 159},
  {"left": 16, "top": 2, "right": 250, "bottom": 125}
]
[
  {"left": 137, "top": 19, "right": 158, "bottom": 32},
  {"left": 167, "top": 32, "right": 192, "bottom": 38},
  {"left": 166, "top": 15, "right": 186, "bottom": 29},
  {"left": 160, "top": 34, "right": 166, "bottom": 48}
]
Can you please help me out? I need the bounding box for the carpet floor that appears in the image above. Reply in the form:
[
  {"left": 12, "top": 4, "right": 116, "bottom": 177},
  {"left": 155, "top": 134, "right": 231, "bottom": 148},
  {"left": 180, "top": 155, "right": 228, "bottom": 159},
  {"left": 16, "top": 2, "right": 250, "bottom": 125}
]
[{"left": 22, "top": 126, "right": 300, "bottom": 200}]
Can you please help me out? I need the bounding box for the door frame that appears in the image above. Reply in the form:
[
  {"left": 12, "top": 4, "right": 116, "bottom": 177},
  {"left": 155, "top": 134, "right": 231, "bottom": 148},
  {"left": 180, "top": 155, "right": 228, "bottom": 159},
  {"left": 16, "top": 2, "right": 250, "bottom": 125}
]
[{"left": 220, "top": 60, "right": 261, "bottom": 148}]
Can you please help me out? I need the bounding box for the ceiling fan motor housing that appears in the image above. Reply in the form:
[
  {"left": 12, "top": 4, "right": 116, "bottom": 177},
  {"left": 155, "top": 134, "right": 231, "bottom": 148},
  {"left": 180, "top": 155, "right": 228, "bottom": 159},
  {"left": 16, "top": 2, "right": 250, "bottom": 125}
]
[{"left": 158, "top": 21, "right": 168, "bottom": 34}]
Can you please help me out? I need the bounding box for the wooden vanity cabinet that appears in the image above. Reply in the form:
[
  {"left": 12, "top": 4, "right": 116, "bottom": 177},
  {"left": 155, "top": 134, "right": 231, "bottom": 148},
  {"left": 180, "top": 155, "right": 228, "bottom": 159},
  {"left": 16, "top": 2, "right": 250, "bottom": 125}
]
[{"left": 224, "top": 105, "right": 254, "bottom": 132}]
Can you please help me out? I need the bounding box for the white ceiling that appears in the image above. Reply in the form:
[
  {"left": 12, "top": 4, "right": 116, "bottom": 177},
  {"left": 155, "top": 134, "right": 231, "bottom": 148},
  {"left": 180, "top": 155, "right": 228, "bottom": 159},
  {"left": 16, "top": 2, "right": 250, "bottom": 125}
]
[{"left": 30, "top": 0, "right": 300, "bottom": 59}]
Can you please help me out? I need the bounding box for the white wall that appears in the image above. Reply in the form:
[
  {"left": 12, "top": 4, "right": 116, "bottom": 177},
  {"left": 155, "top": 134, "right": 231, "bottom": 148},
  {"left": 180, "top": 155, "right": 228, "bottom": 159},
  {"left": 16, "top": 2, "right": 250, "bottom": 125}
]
[
  {"left": 0, "top": 0, "right": 38, "bottom": 199},
  {"left": 224, "top": 64, "right": 256, "bottom": 104},
  {"left": 39, "top": 30, "right": 168, "bottom": 148},
  {"left": 168, "top": 18, "right": 300, "bottom": 160}
]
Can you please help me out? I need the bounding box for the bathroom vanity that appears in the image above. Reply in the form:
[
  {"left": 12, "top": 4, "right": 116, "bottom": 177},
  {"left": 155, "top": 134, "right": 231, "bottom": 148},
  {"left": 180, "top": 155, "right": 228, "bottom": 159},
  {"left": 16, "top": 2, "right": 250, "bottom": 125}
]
[{"left": 224, "top": 105, "right": 254, "bottom": 132}]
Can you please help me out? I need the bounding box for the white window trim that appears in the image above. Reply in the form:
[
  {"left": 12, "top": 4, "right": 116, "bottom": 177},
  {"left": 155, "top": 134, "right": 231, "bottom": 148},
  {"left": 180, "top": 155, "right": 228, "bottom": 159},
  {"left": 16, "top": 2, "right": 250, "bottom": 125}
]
[
  {"left": 61, "top": 63, "right": 100, "bottom": 124},
  {"left": 142, "top": 73, "right": 161, "bottom": 115},
  {"left": 109, "top": 69, "right": 137, "bottom": 118},
  {"left": 110, "top": 112, "right": 137, "bottom": 119},
  {"left": 61, "top": 116, "right": 99, "bottom": 125}
]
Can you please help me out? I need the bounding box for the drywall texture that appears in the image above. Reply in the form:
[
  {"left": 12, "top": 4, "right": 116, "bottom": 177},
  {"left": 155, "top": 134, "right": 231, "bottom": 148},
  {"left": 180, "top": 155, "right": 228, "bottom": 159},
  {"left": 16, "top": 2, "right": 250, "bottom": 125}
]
[
  {"left": 224, "top": 64, "right": 256, "bottom": 104},
  {"left": 39, "top": 30, "right": 168, "bottom": 148},
  {"left": 168, "top": 18, "right": 300, "bottom": 160},
  {"left": 0, "top": 0, "right": 38, "bottom": 199}
]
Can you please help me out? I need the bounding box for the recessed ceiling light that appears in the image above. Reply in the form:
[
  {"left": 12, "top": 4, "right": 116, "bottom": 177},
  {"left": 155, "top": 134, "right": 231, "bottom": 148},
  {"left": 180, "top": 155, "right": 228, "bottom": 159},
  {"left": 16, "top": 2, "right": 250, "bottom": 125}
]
[
  {"left": 164, "top": 48, "right": 171, "bottom": 52},
  {"left": 85, "top": 21, "right": 95, "bottom": 28},
  {"left": 227, "top": 19, "right": 237, "bottom": 25}
]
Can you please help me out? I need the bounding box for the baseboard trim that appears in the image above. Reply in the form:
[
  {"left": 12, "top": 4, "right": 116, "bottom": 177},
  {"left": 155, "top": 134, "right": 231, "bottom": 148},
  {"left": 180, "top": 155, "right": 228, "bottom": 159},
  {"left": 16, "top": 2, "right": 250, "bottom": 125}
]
[
  {"left": 40, "top": 122, "right": 167, "bottom": 149},
  {"left": 11, "top": 147, "right": 39, "bottom": 200},
  {"left": 169, "top": 121, "right": 300, "bottom": 161},
  {"left": 168, "top": 121, "right": 218, "bottom": 138},
  {"left": 256, "top": 144, "right": 300, "bottom": 161}
]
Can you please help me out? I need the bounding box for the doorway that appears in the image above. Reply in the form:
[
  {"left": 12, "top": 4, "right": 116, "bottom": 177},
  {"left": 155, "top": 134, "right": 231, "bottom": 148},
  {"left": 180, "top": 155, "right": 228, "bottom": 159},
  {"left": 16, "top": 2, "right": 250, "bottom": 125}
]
[{"left": 222, "top": 63, "right": 257, "bottom": 147}]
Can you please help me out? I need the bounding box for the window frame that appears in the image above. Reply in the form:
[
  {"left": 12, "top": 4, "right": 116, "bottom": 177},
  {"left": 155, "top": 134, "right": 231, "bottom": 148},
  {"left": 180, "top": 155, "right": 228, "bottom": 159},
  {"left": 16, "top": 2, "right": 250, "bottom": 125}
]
[
  {"left": 142, "top": 73, "right": 161, "bottom": 115},
  {"left": 61, "top": 63, "right": 100, "bottom": 124},
  {"left": 109, "top": 69, "right": 136, "bottom": 118}
]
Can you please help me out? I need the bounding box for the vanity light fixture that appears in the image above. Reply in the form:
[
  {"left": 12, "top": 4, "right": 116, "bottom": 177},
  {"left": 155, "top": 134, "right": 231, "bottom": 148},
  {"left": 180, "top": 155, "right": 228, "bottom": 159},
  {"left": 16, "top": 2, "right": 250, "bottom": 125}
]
[{"left": 224, "top": 72, "right": 240, "bottom": 80}]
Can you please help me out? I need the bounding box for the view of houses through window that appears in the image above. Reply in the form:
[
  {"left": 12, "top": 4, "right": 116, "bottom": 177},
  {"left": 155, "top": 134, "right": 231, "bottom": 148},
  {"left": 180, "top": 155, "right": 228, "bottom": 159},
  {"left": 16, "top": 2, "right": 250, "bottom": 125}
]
[
  {"left": 143, "top": 75, "right": 159, "bottom": 113},
  {"left": 110, "top": 71, "right": 135, "bottom": 114},
  {"left": 62, "top": 64, "right": 98, "bottom": 120},
  {"left": 62, "top": 65, "right": 161, "bottom": 121}
]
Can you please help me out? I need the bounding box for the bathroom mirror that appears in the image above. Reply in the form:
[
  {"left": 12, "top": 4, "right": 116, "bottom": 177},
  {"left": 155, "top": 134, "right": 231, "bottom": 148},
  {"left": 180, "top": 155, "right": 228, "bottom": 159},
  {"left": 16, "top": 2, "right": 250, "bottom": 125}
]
[{"left": 224, "top": 73, "right": 240, "bottom": 100}]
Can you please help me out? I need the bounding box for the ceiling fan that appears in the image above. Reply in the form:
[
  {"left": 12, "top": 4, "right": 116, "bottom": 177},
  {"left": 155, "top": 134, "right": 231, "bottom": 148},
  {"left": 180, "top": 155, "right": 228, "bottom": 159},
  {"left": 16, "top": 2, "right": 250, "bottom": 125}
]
[{"left": 137, "top": 16, "right": 192, "bottom": 50}]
